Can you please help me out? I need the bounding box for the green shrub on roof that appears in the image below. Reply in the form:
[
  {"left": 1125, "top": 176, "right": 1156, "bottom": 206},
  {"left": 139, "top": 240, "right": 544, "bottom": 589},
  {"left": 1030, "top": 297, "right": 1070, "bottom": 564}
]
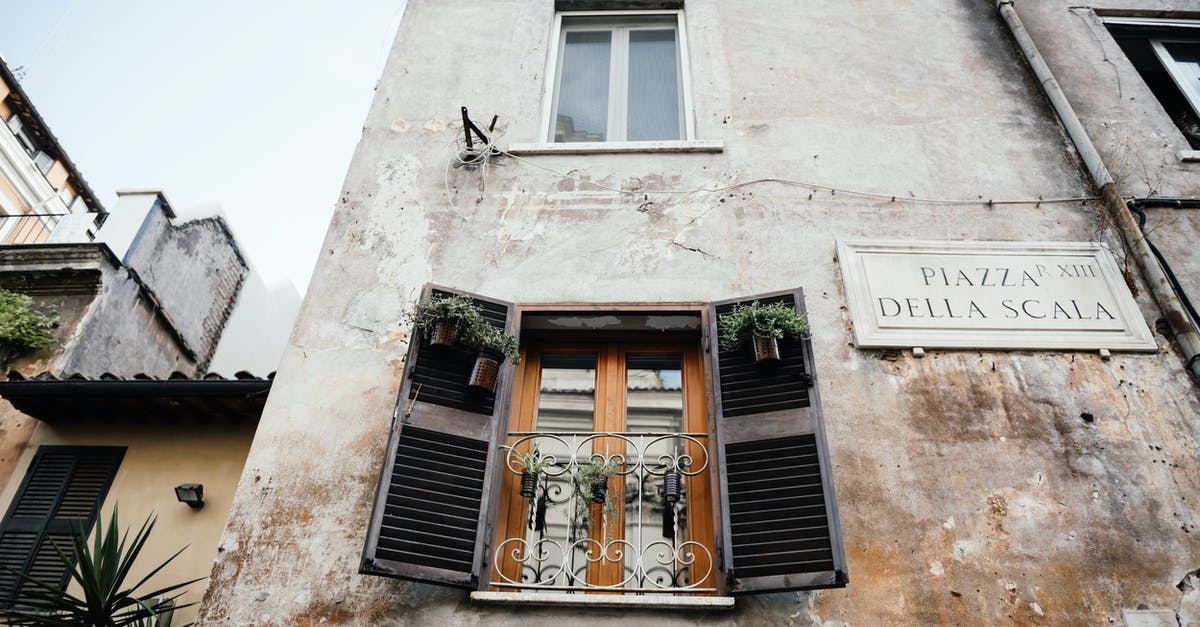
[{"left": 0, "top": 289, "right": 57, "bottom": 366}]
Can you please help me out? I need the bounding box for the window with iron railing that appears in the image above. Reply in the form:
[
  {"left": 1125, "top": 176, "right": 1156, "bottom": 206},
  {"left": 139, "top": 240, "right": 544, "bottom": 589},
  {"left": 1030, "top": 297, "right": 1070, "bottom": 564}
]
[
  {"left": 492, "top": 345, "right": 715, "bottom": 593},
  {"left": 361, "top": 286, "right": 848, "bottom": 602}
]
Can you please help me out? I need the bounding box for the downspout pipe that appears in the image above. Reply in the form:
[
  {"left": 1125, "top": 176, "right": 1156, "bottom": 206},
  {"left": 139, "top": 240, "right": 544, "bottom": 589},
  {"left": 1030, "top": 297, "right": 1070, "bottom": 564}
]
[{"left": 996, "top": 0, "right": 1200, "bottom": 383}]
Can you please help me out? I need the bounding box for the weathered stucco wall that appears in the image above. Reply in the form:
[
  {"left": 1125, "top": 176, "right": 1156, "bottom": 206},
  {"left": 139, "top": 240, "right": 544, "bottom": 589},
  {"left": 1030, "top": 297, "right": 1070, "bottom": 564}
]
[{"left": 201, "top": 0, "right": 1200, "bottom": 624}]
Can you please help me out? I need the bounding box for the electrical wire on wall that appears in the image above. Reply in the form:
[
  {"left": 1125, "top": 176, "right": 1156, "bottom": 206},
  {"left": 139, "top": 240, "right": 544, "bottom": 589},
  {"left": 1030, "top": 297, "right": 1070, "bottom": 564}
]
[{"left": 443, "top": 112, "right": 1099, "bottom": 208}]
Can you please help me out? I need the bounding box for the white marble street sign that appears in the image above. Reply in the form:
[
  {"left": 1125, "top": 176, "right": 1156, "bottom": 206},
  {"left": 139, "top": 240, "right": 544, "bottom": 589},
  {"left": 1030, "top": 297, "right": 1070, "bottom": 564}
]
[{"left": 837, "top": 239, "right": 1157, "bottom": 351}]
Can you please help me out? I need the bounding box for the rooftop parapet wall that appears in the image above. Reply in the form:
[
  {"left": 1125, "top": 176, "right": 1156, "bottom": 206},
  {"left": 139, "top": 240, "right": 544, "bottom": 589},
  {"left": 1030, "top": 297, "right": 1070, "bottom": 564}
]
[
  {"left": 200, "top": 0, "right": 1200, "bottom": 624},
  {"left": 116, "top": 191, "right": 249, "bottom": 372}
]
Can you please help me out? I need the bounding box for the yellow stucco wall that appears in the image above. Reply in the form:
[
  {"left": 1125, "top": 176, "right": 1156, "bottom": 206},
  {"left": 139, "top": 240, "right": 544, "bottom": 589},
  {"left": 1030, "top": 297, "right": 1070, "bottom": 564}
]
[{"left": 0, "top": 417, "right": 257, "bottom": 625}]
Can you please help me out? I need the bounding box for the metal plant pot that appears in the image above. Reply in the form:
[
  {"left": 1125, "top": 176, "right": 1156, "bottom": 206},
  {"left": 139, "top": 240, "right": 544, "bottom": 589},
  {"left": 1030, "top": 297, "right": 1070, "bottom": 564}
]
[
  {"left": 751, "top": 334, "right": 781, "bottom": 365},
  {"left": 591, "top": 473, "right": 609, "bottom": 504},
  {"left": 663, "top": 470, "right": 681, "bottom": 503},
  {"left": 468, "top": 348, "right": 504, "bottom": 392},
  {"left": 519, "top": 471, "right": 538, "bottom": 499},
  {"left": 427, "top": 318, "right": 462, "bottom": 349}
]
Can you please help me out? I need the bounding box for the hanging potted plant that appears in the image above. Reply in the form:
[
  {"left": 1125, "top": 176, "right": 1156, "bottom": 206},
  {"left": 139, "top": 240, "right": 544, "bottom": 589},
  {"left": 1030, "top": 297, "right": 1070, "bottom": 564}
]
[
  {"left": 571, "top": 457, "right": 622, "bottom": 533},
  {"left": 408, "top": 294, "right": 485, "bottom": 349},
  {"left": 717, "top": 300, "right": 810, "bottom": 365},
  {"left": 0, "top": 289, "right": 58, "bottom": 369},
  {"left": 505, "top": 444, "right": 551, "bottom": 499},
  {"left": 464, "top": 323, "right": 520, "bottom": 393}
]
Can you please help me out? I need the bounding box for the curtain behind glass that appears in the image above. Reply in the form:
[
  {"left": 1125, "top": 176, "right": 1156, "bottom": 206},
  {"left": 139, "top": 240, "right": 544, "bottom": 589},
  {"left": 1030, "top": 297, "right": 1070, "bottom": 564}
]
[
  {"left": 556, "top": 31, "right": 611, "bottom": 142},
  {"left": 627, "top": 29, "right": 680, "bottom": 141}
]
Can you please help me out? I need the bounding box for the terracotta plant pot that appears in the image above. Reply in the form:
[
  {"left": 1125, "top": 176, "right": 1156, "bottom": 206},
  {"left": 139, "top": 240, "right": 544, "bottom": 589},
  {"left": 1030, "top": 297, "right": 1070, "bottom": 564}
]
[
  {"left": 427, "top": 318, "right": 462, "bottom": 349},
  {"left": 751, "top": 334, "right": 781, "bottom": 365},
  {"left": 663, "top": 470, "right": 681, "bottom": 503},
  {"left": 519, "top": 471, "right": 538, "bottom": 499},
  {"left": 591, "top": 473, "right": 609, "bottom": 504},
  {"left": 468, "top": 348, "right": 504, "bottom": 392}
]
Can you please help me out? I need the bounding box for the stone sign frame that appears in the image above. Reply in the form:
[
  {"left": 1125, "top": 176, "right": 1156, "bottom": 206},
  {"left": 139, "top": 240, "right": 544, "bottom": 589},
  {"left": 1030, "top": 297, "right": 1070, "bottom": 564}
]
[{"left": 837, "top": 239, "right": 1157, "bottom": 352}]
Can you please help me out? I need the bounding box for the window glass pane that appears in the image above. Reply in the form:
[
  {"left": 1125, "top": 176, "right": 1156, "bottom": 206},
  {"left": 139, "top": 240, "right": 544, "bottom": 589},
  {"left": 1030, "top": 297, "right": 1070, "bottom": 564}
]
[
  {"left": 1166, "top": 42, "right": 1200, "bottom": 97},
  {"left": 522, "top": 355, "right": 597, "bottom": 589},
  {"left": 627, "top": 29, "right": 680, "bottom": 141},
  {"left": 623, "top": 355, "right": 689, "bottom": 590},
  {"left": 535, "top": 355, "right": 597, "bottom": 431},
  {"left": 555, "top": 31, "right": 611, "bottom": 142},
  {"left": 624, "top": 355, "right": 683, "bottom": 433}
]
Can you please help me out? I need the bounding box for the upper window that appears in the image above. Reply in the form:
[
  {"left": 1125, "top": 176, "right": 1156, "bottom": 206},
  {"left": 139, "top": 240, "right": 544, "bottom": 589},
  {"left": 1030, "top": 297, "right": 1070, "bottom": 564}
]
[
  {"left": 546, "top": 12, "right": 692, "bottom": 143},
  {"left": 1105, "top": 18, "right": 1200, "bottom": 150}
]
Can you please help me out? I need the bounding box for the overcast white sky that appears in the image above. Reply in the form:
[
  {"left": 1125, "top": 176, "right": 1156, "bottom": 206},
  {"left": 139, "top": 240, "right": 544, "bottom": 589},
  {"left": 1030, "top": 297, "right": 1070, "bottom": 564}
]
[{"left": 0, "top": 1, "right": 405, "bottom": 292}]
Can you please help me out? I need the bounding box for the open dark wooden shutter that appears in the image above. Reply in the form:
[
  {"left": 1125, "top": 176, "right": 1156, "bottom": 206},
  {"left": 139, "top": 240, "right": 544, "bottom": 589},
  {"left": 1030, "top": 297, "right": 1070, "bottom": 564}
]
[
  {"left": 361, "top": 284, "right": 514, "bottom": 588},
  {"left": 0, "top": 446, "right": 124, "bottom": 607},
  {"left": 707, "top": 289, "right": 847, "bottom": 594}
]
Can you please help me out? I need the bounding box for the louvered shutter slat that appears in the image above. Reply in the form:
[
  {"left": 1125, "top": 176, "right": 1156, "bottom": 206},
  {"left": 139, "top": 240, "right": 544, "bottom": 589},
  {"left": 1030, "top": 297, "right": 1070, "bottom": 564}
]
[
  {"left": 0, "top": 446, "right": 124, "bottom": 607},
  {"left": 362, "top": 285, "right": 514, "bottom": 588},
  {"left": 708, "top": 290, "right": 847, "bottom": 595}
]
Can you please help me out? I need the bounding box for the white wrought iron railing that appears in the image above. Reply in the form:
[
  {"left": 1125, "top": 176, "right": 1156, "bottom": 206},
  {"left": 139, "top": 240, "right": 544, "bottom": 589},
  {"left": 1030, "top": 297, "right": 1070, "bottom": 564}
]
[{"left": 494, "top": 431, "right": 714, "bottom": 594}]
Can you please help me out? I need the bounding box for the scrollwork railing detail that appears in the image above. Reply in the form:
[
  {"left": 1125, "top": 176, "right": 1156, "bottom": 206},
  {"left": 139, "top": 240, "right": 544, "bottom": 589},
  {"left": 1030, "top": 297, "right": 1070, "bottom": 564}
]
[{"left": 494, "top": 431, "right": 714, "bottom": 593}]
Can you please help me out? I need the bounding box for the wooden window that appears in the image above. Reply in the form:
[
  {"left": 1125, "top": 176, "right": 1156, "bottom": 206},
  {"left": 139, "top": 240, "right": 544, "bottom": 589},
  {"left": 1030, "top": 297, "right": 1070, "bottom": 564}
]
[
  {"left": 491, "top": 338, "right": 716, "bottom": 592},
  {"left": 0, "top": 446, "right": 124, "bottom": 608},
  {"left": 362, "top": 286, "right": 847, "bottom": 598}
]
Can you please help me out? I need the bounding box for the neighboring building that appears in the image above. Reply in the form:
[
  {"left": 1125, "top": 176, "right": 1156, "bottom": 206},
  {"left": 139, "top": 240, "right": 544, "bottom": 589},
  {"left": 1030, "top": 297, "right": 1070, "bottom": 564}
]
[
  {"left": 198, "top": 1, "right": 1200, "bottom": 625},
  {"left": 0, "top": 56, "right": 297, "bottom": 624}
]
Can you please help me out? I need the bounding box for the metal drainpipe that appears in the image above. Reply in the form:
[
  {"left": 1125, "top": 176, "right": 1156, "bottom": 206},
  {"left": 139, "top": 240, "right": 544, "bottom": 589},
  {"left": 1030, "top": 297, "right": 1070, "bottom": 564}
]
[{"left": 996, "top": 0, "right": 1200, "bottom": 382}]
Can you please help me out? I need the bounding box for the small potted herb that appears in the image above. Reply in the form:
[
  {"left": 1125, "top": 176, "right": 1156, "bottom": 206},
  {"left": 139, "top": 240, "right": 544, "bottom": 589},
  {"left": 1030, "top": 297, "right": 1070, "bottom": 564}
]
[
  {"left": 0, "top": 289, "right": 58, "bottom": 368},
  {"left": 717, "top": 300, "right": 810, "bottom": 365},
  {"left": 505, "top": 445, "right": 551, "bottom": 499},
  {"left": 408, "top": 295, "right": 484, "bottom": 349},
  {"left": 464, "top": 323, "right": 520, "bottom": 393}
]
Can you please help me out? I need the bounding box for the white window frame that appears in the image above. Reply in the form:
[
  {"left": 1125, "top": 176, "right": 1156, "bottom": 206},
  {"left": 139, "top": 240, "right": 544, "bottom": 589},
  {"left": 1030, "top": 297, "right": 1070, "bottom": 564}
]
[
  {"left": 539, "top": 10, "right": 696, "bottom": 144},
  {"left": 1150, "top": 38, "right": 1200, "bottom": 121}
]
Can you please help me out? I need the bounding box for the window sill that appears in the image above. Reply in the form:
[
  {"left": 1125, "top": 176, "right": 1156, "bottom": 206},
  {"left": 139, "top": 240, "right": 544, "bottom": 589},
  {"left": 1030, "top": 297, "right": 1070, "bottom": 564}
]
[
  {"left": 505, "top": 139, "right": 724, "bottom": 155},
  {"left": 1179, "top": 149, "right": 1200, "bottom": 162},
  {"left": 470, "top": 591, "right": 736, "bottom": 609}
]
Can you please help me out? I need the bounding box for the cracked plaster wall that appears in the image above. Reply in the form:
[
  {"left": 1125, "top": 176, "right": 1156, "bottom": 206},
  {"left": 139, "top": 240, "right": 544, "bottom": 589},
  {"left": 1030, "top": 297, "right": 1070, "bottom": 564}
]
[{"left": 200, "top": 1, "right": 1200, "bottom": 624}]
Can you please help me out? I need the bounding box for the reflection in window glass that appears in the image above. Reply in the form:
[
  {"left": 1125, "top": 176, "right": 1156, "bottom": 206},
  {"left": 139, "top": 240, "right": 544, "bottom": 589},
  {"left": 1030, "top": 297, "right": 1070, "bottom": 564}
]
[
  {"left": 624, "top": 355, "right": 688, "bottom": 590},
  {"left": 524, "top": 355, "right": 598, "bottom": 590},
  {"left": 555, "top": 32, "right": 611, "bottom": 142},
  {"left": 535, "top": 355, "right": 597, "bottom": 432}
]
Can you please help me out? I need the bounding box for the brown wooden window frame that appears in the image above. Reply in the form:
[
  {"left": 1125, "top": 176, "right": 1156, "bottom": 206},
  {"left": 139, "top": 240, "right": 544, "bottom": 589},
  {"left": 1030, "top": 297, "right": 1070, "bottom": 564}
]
[{"left": 490, "top": 330, "right": 718, "bottom": 593}]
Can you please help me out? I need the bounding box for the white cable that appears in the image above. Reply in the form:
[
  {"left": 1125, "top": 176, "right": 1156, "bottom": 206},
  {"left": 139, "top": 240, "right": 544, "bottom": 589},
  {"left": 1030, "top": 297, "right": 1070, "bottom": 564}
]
[{"left": 495, "top": 147, "right": 1097, "bottom": 207}]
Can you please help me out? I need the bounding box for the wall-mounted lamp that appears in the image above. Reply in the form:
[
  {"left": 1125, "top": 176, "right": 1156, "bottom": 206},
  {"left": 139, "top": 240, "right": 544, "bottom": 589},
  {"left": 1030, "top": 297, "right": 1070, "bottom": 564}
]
[{"left": 174, "top": 483, "right": 204, "bottom": 509}]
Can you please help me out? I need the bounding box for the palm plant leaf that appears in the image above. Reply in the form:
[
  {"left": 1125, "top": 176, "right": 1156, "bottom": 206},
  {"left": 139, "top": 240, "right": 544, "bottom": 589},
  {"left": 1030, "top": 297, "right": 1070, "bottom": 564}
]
[{"left": 0, "top": 505, "right": 203, "bottom": 626}]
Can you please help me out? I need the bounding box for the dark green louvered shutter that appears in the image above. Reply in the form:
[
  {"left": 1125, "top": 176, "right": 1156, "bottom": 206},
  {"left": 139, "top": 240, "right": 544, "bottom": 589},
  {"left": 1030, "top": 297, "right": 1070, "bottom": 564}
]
[
  {"left": 0, "top": 446, "right": 124, "bottom": 607},
  {"left": 708, "top": 289, "right": 847, "bottom": 594},
  {"left": 361, "top": 285, "right": 514, "bottom": 588}
]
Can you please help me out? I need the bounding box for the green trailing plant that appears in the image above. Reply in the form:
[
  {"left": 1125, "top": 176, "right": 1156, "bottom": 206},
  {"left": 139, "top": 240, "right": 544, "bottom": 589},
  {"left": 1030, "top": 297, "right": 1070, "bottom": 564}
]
[
  {"left": 465, "top": 322, "right": 520, "bottom": 363},
  {"left": 717, "top": 300, "right": 810, "bottom": 352},
  {"left": 0, "top": 289, "right": 57, "bottom": 367},
  {"left": 408, "top": 294, "right": 485, "bottom": 335},
  {"left": 1, "top": 506, "right": 203, "bottom": 627},
  {"left": 570, "top": 457, "right": 622, "bottom": 536},
  {"left": 505, "top": 444, "right": 552, "bottom": 475}
]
